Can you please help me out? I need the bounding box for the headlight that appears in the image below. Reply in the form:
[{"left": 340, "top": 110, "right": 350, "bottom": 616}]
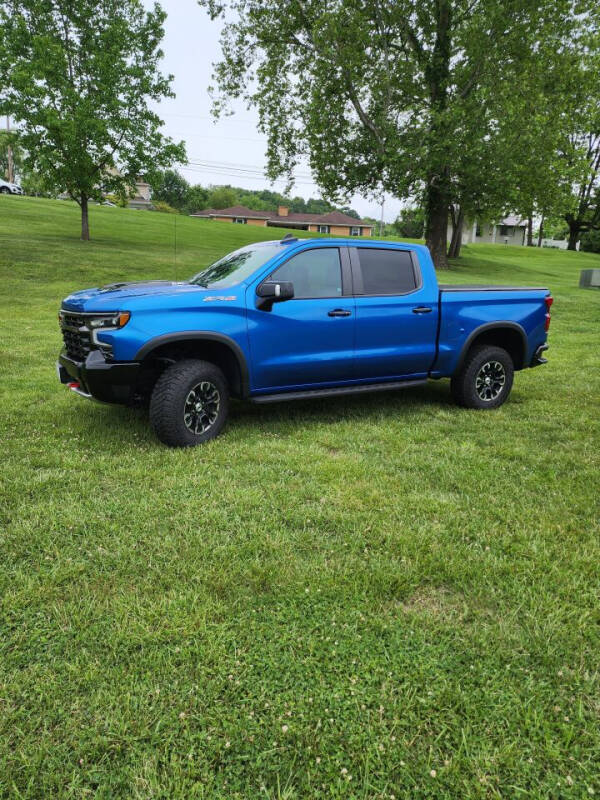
[{"left": 88, "top": 312, "right": 131, "bottom": 330}]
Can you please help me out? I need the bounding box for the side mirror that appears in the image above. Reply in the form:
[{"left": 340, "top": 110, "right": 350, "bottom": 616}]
[{"left": 256, "top": 281, "right": 294, "bottom": 310}]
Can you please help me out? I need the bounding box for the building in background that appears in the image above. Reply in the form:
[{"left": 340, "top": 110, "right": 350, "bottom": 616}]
[
  {"left": 448, "top": 215, "right": 529, "bottom": 247},
  {"left": 127, "top": 179, "right": 152, "bottom": 210},
  {"left": 191, "top": 205, "right": 373, "bottom": 237}
]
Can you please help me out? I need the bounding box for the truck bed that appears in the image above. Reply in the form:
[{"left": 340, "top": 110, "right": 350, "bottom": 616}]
[
  {"left": 439, "top": 284, "right": 549, "bottom": 291},
  {"left": 433, "top": 284, "right": 550, "bottom": 377}
]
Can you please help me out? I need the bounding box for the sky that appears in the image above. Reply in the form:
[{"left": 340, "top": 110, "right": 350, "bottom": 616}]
[{"left": 144, "top": 0, "right": 403, "bottom": 222}]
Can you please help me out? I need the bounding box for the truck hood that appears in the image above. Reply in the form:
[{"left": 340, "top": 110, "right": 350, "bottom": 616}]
[{"left": 61, "top": 280, "right": 218, "bottom": 311}]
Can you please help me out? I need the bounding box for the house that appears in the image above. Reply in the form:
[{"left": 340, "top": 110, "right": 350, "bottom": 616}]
[
  {"left": 190, "top": 205, "right": 373, "bottom": 237},
  {"left": 448, "top": 215, "right": 528, "bottom": 247},
  {"left": 127, "top": 179, "right": 152, "bottom": 210}
]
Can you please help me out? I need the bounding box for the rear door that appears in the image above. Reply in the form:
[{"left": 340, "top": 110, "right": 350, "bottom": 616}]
[
  {"left": 351, "top": 246, "right": 439, "bottom": 379},
  {"left": 247, "top": 245, "right": 355, "bottom": 391}
]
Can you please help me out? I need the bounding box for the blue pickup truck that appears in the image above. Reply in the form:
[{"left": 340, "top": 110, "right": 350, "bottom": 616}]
[{"left": 57, "top": 236, "right": 552, "bottom": 446}]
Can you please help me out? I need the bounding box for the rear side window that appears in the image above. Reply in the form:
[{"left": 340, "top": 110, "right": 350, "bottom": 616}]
[
  {"left": 357, "top": 248, "right": 417, "bottom": 294},
  {"left": 270, "top": 248, "right": 342, "bottom": 298}
]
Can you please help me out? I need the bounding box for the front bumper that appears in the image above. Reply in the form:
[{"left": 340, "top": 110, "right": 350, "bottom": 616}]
[{"left": 57, "top": 349, "right": 140, "bottom": 404}]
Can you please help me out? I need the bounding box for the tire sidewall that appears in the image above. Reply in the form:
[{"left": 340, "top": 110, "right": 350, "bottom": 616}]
[
  {"left": 150, "top": 360, "right": 229, "bottom": 447},
  {"left": 461, "top": 346, "right": 514, "bottom": 410}
]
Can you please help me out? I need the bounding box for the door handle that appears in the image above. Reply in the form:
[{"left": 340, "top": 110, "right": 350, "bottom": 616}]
[
  {"left": 412, "top": 306, "right": 433, "bottom": 314},
  {"left": 328, "top": 308, "right": 352, "bottom": 317}
]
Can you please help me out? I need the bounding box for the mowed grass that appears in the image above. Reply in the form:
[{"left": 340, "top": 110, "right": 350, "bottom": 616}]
[{"left": 0, "top": 196, "right": 599, "bottom": 799}]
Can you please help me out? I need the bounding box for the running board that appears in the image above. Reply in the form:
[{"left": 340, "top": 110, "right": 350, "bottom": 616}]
[{"left": 251, "top": 379, "right": 427, "bottom": 404}]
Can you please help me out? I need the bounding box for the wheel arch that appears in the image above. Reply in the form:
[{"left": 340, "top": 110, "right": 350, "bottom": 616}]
[
  {"left": 454, "top": 322, "right": 528, "bottom": 374},
  {"left": 135, "top": 332, "right": 250, "bottom": 398}
]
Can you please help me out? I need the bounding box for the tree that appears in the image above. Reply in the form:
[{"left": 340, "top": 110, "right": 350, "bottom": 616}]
[
  {"left": 563, "top": 132, "right": 600, "bottom": 250},
  {"left": 559, "top": 16, "right": 600, "bottom": 250},
  {"left": 150, "top": 169, "right": 190, "bottom": 210},
  {"left": 207, "top": 186, "right": 238, "bottom": 209},
  {"left": 0, "top": 0, "right": 185, "bottom": 240},
  {"left": 0, "top": 129, "right": 22, "bottom": 181},
  {"left": 393, "top": 207, "right": 425, "bottom": 239},
  {"left": 199, "top": 0, "right": 573, "bottom": 268},
  {"left": 580, "top": 229, "right": 600, "bottom": 253},
  {"left": 183, "top": 184, "right": 209, "bottom": 215},
  {"left": 497, "top": 43, "right": 590, "bottom": 250}
]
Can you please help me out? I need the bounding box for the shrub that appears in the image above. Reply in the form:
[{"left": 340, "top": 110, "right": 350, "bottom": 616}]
[
  {"left": 580, "top": 229, "right": 600, "bottom": 253},
  {"left": 152, "top": 201, "right": 179, "bottom": 214}
]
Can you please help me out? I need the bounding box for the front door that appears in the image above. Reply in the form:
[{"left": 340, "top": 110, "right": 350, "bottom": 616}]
[{"left": 247, "top": 246, "right": 355, "bottom": 392}]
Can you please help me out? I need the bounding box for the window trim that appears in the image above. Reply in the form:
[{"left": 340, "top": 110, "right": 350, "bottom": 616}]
[
  {"left": 234, "top": 217, "right": 246, "bottom": 224},
  {"left": 349, "top": 226, "right": 361, "bottom": 236},
  {"left": 317, "top": 224, "right": 329, "bottom": 234},
  {"left": 349, "top": 246, "right": 422, "bottom": 297},
  {"left": 257, "top": 246, "right": 352, "bottom": 300}
]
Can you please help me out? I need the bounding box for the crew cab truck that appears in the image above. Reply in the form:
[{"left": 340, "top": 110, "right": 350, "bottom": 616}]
[{"left": 57, "top": 237, "right": 552, "bottom": 447}]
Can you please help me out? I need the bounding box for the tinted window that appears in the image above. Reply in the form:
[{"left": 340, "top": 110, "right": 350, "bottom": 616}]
[
  {"left": 271, "top": 248, "right": 342, "bottom": 298},
  {"left": 358, "top": 249, "right": 417, "bottom": 294}
]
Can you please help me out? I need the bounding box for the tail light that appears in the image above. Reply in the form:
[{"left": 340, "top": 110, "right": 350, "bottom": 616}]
[{"left": 544, "top": 295, "right": 553, "bottom": 331}]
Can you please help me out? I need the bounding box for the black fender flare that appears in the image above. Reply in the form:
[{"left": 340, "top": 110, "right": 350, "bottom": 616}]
[
  {"left": 453, "top": 321, "right": 528, "bottom": 374},
  {"left": 135, "top": 331, "right": 250, "bottom": 397}
]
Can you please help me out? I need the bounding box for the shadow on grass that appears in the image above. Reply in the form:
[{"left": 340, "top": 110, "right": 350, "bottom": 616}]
[
  {"left": 71, "top": 380, "right": 455, "bottom": 448},
  {"left": 231, "top": 380, "right": 454, "bottom": 425}
]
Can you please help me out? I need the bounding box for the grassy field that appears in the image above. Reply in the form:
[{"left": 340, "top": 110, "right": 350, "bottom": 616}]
[{"left": 1, "top": 196, "right": 599, "bottom": 799}]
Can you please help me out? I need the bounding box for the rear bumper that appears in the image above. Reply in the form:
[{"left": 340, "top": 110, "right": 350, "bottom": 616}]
[
  {"left": 530, "top": 343, "right": 549, "bottom": 367},
  {"left": 57, "top": 350, "right": 140, "bottom": 404}
]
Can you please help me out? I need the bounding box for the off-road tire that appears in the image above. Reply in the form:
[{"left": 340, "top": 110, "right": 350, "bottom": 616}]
[
  {"left": 450, "top": 345, "right": 514, "bottom": 409},
  {"left": 149, "top": 359, "right": 229, "bottom": 447}
]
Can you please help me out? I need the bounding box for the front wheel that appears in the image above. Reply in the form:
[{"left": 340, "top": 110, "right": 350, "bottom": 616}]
[
  {"left": 149, "top": 359, "right": 229, "bottom": 447},
  {"left": 450, "top": 345, "right": 514, "bottom": 409},
  {"left": 0, "top": 187, "right": 10, "bottom": 194}
]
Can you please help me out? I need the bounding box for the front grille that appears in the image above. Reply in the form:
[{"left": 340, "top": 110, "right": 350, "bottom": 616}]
[{"left": 60, "top": 312, "right": 93, "bottom": 361}]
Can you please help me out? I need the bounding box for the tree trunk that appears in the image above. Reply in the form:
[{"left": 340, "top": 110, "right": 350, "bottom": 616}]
[
  {"left": 567, "top": 226, "right": 579, "bottom": 251},
  {"left": 526, "top": 215, "right": 534, "bottom": 247},
  {"left": 81, "top": 194, "right": 90, "bottom": 241},
  {"left": 425, "top": 183, "right": 450, "bottom": 269},
  {"left": 537, "top": 215, "right": 544, "bottom": 247},
  {"left": 448, "top": 205, "right": 464, "bottom": 259}
]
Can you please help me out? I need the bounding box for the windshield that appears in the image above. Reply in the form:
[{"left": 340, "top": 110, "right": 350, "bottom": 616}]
[{"left": 189, "top": 244, "right": 283, "bottom": 289}]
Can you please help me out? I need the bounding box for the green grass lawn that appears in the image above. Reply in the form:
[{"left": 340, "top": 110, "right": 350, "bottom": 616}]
[{"left": 1, "top": 196, "right": 599, "bottom": 799}]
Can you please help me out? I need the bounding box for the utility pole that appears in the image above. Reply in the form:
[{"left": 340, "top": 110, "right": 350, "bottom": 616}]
[{"left": 5, "top": 115, "right": 14, "bottom": 183}]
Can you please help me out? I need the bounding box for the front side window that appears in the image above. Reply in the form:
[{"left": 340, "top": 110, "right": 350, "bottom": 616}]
[
  {"left": 270, "top": 248, "right": 342, "bottom": 299},
  {"left": 190, "top": 244, "right": 282, "bottom": 289},
  {"left": 357, "top": 248, "right": 417, "bottom": 295},
  {"left": 350, "top": 226, "right": 361, "bottom": 236}
]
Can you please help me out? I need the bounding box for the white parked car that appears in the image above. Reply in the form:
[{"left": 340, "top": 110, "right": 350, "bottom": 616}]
[{"left": 0, "top": 178, "right": 24, "bottom": 195}]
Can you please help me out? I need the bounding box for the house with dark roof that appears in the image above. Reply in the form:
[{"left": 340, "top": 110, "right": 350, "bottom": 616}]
[{"left": 190, "top": 204, "right": 373, "bottom": 237}]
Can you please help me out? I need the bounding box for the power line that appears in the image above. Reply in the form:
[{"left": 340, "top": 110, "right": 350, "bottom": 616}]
[
  {"left": 182, "top": 157, "right": 318, "bottom": 186},
  {"left": 172, "top": 131, "right": 268, "bottom": 143},
  {"left": 185, "top": 157, "right": 315, "bottom": 180},
  {"left": 182, "top": 165, "right": 318, "bottom": 187}
]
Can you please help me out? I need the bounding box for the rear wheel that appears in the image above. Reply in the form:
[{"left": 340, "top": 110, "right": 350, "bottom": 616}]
[
  {"left": 451, "top": 345, "right": 514, "bottom": 409},
  {"left": 149, "top": 359, "right": 229, "bottom": 446},
  {"left": 0, "top": 187, "right": 10, "bottom": 194}
]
